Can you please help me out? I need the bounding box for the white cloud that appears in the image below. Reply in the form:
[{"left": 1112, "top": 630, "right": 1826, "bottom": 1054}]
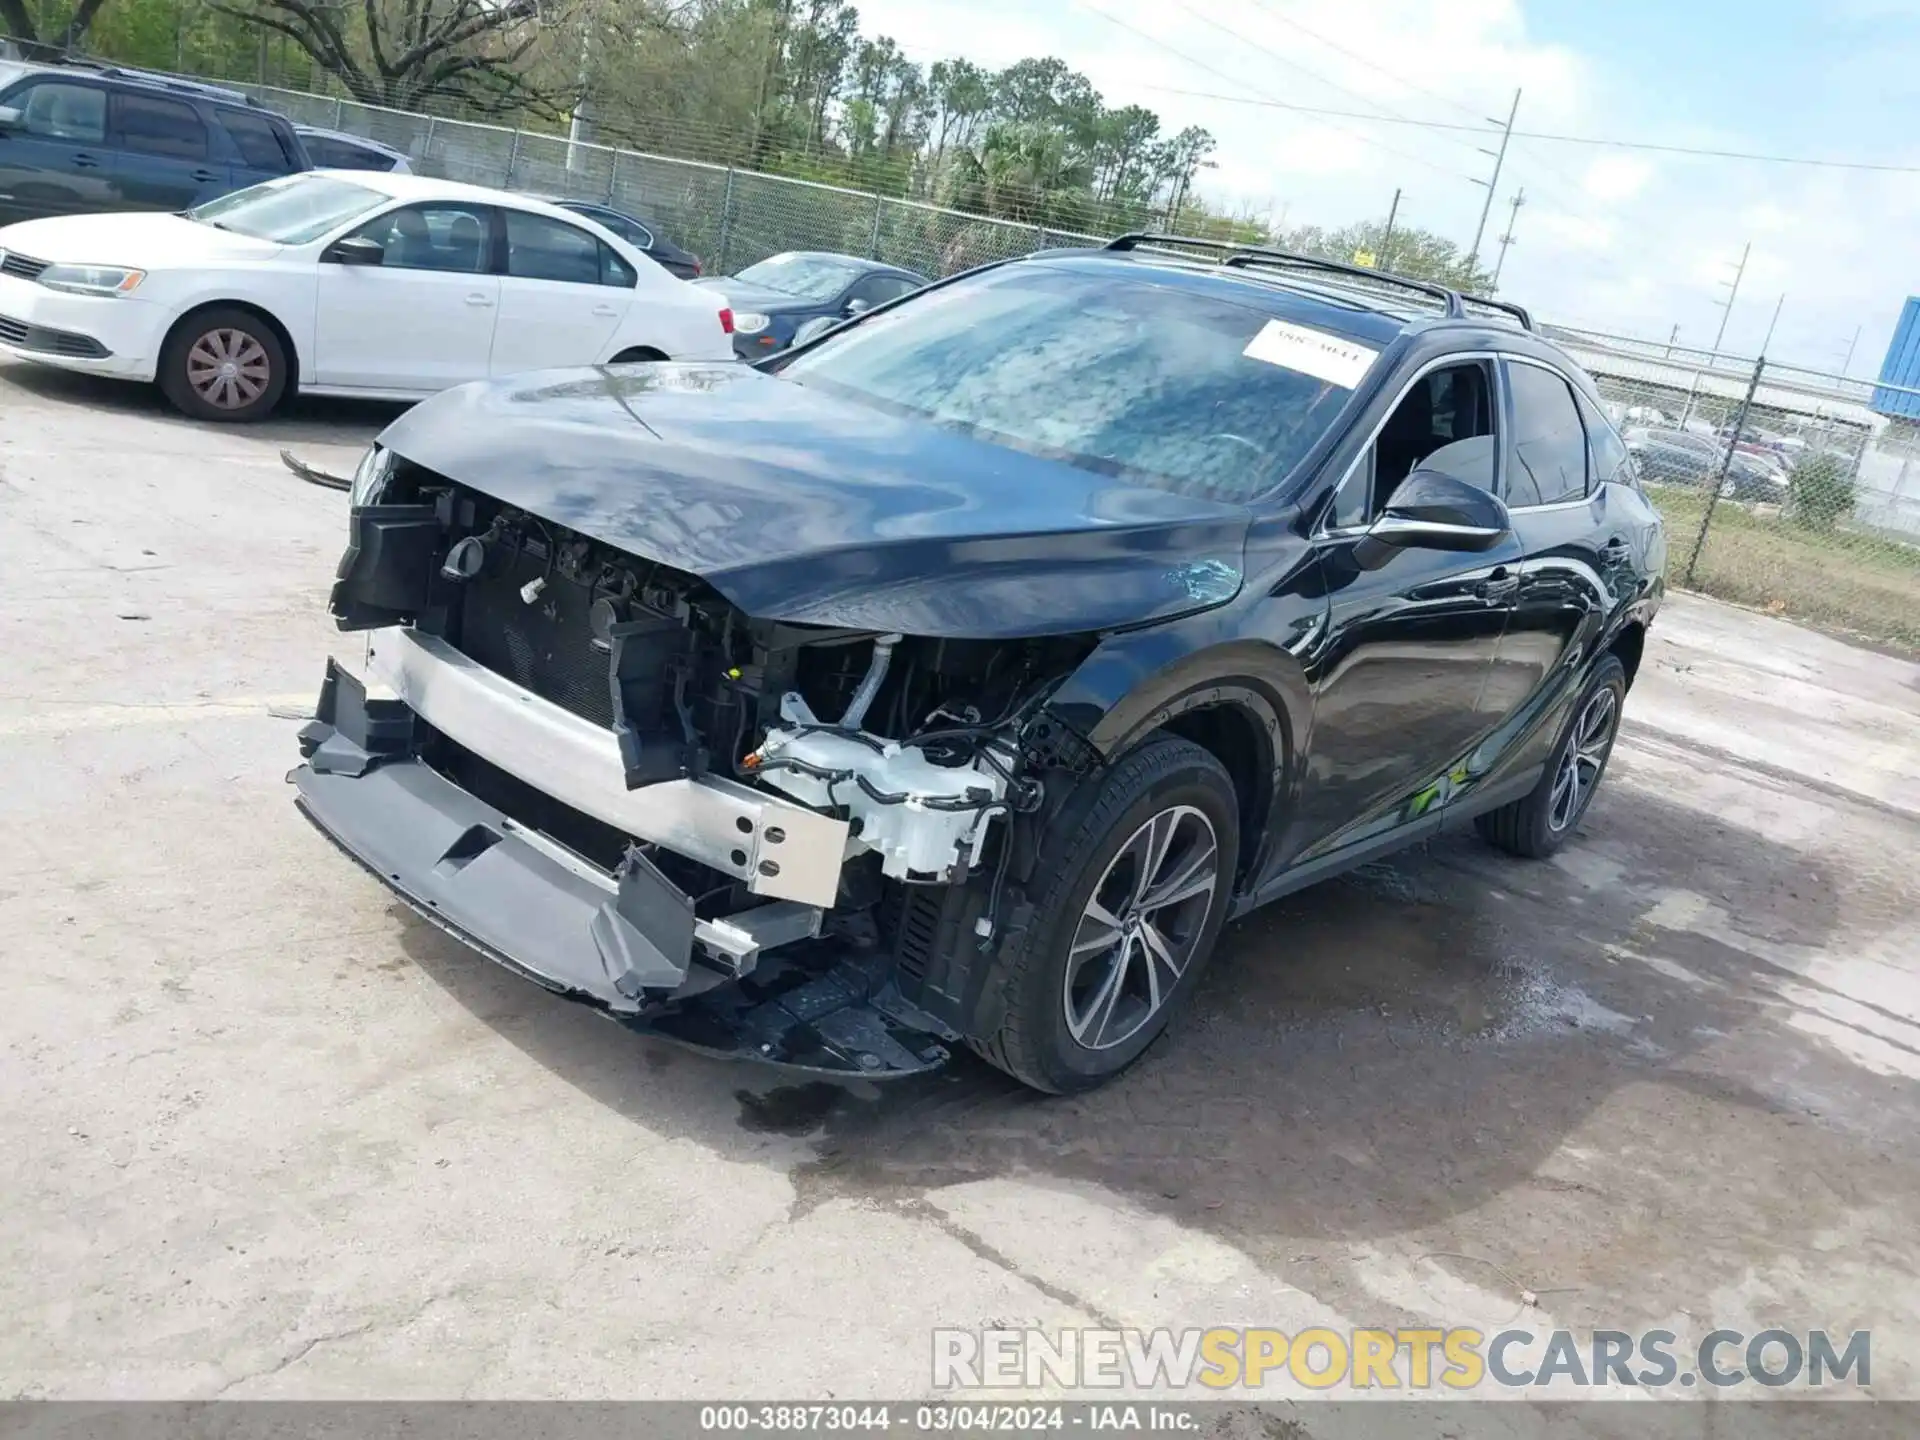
[{"left": 1582, "top": 155, "right": 1654, "bottom": 203}]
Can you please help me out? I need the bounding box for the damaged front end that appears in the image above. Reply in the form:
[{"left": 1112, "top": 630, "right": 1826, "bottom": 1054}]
[{"left": 294, "top": 457, "right": 1102, "bottom": 1076}]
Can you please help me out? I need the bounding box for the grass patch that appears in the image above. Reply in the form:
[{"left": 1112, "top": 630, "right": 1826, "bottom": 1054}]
[{"left": 1649, "top": 483, "right": 1920, "bottom": 654}]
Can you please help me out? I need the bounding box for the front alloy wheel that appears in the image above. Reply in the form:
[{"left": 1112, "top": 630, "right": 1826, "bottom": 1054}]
[
  {"left": 1064, "top": 805, "right": 1219, "bottom": 1051},
  {"left": 185, "top": 328, "right": 272, "bottom": 413},
  {"left": 968, "top": 734, "right": 1240, "bottom": 1093}
]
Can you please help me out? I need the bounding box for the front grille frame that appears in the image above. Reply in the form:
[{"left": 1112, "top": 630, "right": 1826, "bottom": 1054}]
[{"left": 0, "top": 251, "right": 51, "bottom": 282}]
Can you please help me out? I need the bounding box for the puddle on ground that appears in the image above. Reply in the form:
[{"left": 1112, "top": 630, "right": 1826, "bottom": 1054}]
[{"left": 735, "top": 1081, "right": 849, "bottom": 1135}]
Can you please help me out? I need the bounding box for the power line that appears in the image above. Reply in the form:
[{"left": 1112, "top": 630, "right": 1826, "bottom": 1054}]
[
  {"left": 1242, "top": 0, "right": 1491, "bottom": 123},
  {"left": 1135, "top": 84, "right": 1920, "bottom": 174},
  {"left": 1072, "top": 1, "right": 1471, "bottom": 181},
  {"left": 1161, "top": 0, "right": 1488, "bottom": 162}
]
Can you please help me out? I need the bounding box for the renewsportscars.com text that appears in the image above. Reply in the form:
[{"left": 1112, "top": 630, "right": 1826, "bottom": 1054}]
[{"left": 933, "top": 1326, "right": 1871, "bottom": 1392}]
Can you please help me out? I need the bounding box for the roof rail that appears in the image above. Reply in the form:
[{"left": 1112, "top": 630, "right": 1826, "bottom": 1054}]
[
  {"left": 1462, "top": 294, "right": 1536, "bottom": 332},
  {"left": 53, "top": 57, "right": 259, "bottom": 107},
  {"left": 1104, "top": 231, "right": 1536, "bottom": 332}
]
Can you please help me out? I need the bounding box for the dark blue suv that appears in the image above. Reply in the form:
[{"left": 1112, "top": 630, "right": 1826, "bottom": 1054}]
[{"left": 0, "top": 60, "right": 309, "bottom": 226}]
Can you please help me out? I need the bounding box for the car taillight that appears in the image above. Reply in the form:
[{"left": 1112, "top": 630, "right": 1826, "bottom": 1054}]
[
  {"left": 718, "top": 307, "right": 734, "bottom": 335},
  {"left": 690, "top": 259, "right": 703, "bottom": 276}
]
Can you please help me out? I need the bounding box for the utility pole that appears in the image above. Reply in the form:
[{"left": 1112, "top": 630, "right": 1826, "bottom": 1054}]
[
  {"left": 1491, "top": 188, "right": 1526, "bottom": 290},
  {"left": 1666, "top": 323, "right": 1681, "bottom": 357},
  {"left": 1760, "top": 292, "right": 1786, "bottom": 357},
  {"left": 1708, "top": 241, "right": 1750, "bottom": 359},
  {"left": 1840, "top": 324, "right": 1862, "bottom": 377},
  {"left": 1469, "top": 88, "right": 1522, "bottom": 272},
  {"left": 1379, "top": 187, "right": 1401, "bottom": 269},
  {"left": 1680, "top": 241, "right": 1750, "bottom": 429}
]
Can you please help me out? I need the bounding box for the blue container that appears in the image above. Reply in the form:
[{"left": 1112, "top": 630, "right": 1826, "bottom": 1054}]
[{"left": 1872, "top": 297, "right": 1920, "bottom": 417}]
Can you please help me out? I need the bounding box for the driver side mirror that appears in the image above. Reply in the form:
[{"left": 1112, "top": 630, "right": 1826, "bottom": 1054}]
[
  {"left": 1368, "top": 466, "right": 1510, "bottom": 552},
  {"left": 322, "top": 235, "right": 384, "bottom": 267},
  {"left": 0, "top": 106, "right": 22, "bottom": 130},
  {"left": 792, "top": 314, "right": 838, "bottom": 347}
]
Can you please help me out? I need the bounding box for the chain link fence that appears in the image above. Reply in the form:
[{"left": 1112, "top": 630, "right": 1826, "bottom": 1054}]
[
  {"left": 241, "top": 86, "right": 1107, "bottom": 279},
  {"left": 1558, "top": 330, "right": 1920, "bottom": 652}
]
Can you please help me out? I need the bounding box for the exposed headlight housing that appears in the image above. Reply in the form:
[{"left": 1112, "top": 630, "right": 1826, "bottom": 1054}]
[
  {"left": 37, "top": 264, "right": 146, "bottom": 298},
  {"left": 731, "top": 311, "right": 771, "bottom": 335},
  {"left": 350, "top": 444, "right": 395, "bottom": 507}
]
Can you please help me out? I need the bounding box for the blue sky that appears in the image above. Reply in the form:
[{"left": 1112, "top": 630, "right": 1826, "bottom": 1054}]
[{"left": 855, "top": 0, "right": 1920, "bottom": 375}]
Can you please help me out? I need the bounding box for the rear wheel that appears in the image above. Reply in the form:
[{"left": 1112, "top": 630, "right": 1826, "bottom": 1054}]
[
  {"left": 608, "top": 346, "right": 668, "bottom": 364},
  {"left": 159, "top": 307, "right": 288, "bottom": 422},
  {"left": 1475, "top": 655, "right": 1626, "bottom": 859},
  {"left": 969, "top": 735, "right": 1239, "bottom": 1093}
]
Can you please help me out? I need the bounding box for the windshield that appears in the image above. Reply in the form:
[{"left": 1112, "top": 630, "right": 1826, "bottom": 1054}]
[
  {"left": 777, "top": 264, "right": 1364, "bottom": 501},
  {"left": 187, "top": 174, "right": 385, "bottom": 243},
  {"left": 735, "top": 252, "right": 863, "bottom": 301}
]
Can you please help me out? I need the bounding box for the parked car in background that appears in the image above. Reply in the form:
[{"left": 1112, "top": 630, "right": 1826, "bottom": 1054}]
[
  {"left": 0, "top": 60, "right": 308, "bottom": 227},
  {"left": 696, "top": 250, "right": 926, "bottom": 358},
  {"left": 1624, "top": 425, "right": 1784, "bottom": 502},
  {"left": 294, "top": 125, "right": 411, "bottom": 173},
  {"left": 0, "top": 170, "right": 737, "bottom": 420},
  {"left": 297, "top": 236, "right": 1663, "bottom": 1093}
]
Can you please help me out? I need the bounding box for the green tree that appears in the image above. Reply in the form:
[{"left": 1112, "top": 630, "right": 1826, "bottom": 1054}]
[
  {"left": 1788, "top": 451, "right": 1857, "bottom": 532},
  {"left": 1278, "top": 218, "right": 1492, "bottom": 291},
  {"left": 1, "top": 0, "right": 111, "bottom": 53},
  {"left": 201, "top": 0, "right": 573, "bottom": 114}
]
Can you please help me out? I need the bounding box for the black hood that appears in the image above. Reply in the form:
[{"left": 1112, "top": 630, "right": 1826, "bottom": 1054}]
[{"left": 375, "top": 363, "right": 1252, "bottom": 640}]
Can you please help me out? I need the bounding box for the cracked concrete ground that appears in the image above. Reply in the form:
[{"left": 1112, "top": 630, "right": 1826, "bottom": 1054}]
[{"left": 2, "top": 359, "right": 1917, "bottom": 1422}]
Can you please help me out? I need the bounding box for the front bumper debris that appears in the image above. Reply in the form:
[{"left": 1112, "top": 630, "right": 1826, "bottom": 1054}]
[{"left": 292, "top": 653, "right": 954, "bottom": 1077}]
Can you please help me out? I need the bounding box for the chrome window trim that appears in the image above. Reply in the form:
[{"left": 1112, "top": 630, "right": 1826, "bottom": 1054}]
[
  {"left": 1502, "top": 353, "right": 1598, "bottom": 512},
  {"left": 1313, "top": 349, "right": 1506, "bottom": 539}
]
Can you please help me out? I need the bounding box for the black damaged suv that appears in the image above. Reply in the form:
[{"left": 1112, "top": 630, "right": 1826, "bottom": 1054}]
[{"left": 295, "top": 235, "right": 1664, "bottom": 1093}]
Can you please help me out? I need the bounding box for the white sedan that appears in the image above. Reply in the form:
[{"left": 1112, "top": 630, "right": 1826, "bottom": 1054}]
[{"left": 0, "top": 170, "right": 739, "bottom": 420}]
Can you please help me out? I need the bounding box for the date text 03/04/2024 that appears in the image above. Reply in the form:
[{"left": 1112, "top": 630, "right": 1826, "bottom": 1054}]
[{"left": 697, "top": 1404, "right": 1195, "bottom": 1432}]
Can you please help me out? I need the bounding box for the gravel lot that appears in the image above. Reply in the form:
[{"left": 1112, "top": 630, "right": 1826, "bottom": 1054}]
[{"left": 2, "top": 358, "right": 1917, "bottom": 1420}]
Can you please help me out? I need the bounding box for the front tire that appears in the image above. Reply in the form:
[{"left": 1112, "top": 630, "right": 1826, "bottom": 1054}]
[
  {"left": 970, "top": 735, "right": 1239, "bottom": 1094},
  {"left": 159, "top": 307, "right": 288, "bottom": 422},
  {"left": 1476, "top": 654, "right": 1626, "bottom": 859}
]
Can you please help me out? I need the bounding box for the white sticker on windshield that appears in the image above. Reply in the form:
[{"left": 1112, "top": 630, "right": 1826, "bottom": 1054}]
[{"left": 1242, "top": 319, "right": 1378, "bottom": 389}]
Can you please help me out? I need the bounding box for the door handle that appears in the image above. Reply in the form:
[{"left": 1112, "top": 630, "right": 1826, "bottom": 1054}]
[
  {"left": 1474, "top": 567, "right": 1519, "bottom": 603},
  {"left": 70, "top": 152, "right": 99, "bottom": 169},
  {"left": 191, "top": 167, "right": 222, "bottom": 183},
  {"left": 465, "top": 293, "right": 494, "bottom": 308},
  {"left": 591, "top": 304, "right": 619, "bottom": 318}
]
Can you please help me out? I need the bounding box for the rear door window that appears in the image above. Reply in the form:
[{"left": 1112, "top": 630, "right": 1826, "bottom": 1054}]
[
  {"left": 217, "top": 109, "right": 294, "bottom": 171},
  {"left": 1505, "top": 361, "right": 1589, "bottom": 507},
  {"left": 505, "top": 210, "right": 607, "bottom": 285},
  {"left": 601, "top": 243, "right": 637, "bottom": 288},
  {"left": 16, "top": 81, "right": 107, "bottom": 143},
  {"left": 1576, "top": 393, "right": 1634, "bottom": 491},
  {"left": 111, "top": 92, "right": 209, "bottom": 160}
]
